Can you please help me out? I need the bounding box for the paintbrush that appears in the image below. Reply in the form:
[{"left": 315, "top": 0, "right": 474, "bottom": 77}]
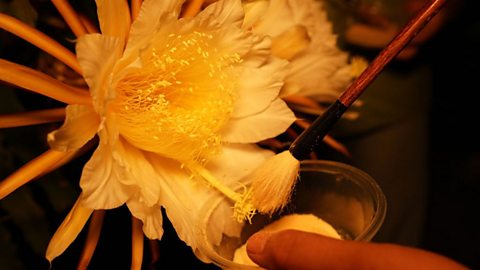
[{"left": 250, "top": 0, "right": 448, "bottom": 214}]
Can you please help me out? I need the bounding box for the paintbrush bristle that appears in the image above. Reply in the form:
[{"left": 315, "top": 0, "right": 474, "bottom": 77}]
[{"left": 250, "top": 150, "right": 300, "bottom": 215}]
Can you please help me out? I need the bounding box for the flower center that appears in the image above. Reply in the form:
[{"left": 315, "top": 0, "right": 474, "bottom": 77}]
[{"left": 114, "top": 30, "right": 241, "bottom": 162}]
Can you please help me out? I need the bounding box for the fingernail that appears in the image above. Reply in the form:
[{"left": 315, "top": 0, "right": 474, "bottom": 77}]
[{"left": 246, "top": 232, "right": 271, "bottom": 255}]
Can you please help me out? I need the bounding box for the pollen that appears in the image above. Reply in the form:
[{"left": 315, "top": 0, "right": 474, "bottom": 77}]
[
  {"left": 232, "top": 187, "right": 256, "bottom": 223},
  {"left": 113, "top": 30, "right": 241, "bottom": 163}
]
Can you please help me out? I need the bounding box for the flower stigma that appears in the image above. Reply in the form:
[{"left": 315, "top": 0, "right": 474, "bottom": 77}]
[{"left": 188, "top": 162, "right": 257, "bottom": 223}]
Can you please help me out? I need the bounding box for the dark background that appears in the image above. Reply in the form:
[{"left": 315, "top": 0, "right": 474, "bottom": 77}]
[{"left": 421, "top": 0, "right": 480, "bottom": 268}]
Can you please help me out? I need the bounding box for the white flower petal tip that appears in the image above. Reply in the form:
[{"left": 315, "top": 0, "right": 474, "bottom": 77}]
[
  {"left": 271, "top": 25, "right": 310, "bottom": 60},
  {"left": 250, "top": 150, "right": 300, "bottom": 215},
  {"left": 47, "top": 105, "right": 99, "bottom": 152}
]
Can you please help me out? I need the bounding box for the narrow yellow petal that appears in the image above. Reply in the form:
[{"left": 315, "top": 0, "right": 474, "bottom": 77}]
[
  {"left": 51, "top": 0, "right": 88, "bottom": 37},
  {"left": 0, "top": 14, "right": 82, "bottom": 74},
  {"left": 96, "top": 0, "right": 131, "bottom": 46},
  {"left": 130, "top": 0, "right": 143, "bottom": 21},
  {"left": 181, "top": 0, "right": 205, "bottom": 18},
  {"left": 0, "top": 149, "right": 69, "bottom": 200},
  {"left": 77, "top": 210, "right": 105, "bottom": 270},
  {"left": 0, "top": 108, "right": 65, "bottom": 128},
  {"left": 323, "top": 135, "right": 352, "bottom": 158},
  {"left": 131, "top": 217, "right": 144, "bottom": 270},
  {"left": 148, "top": 240, "right": 160, "bottom": 266},
  {"left": 0, "top": 59, "right": 91, "bottom": 105},
  {"left": 78, "top": 14, "right": 99, "bottom": 34},
  {"left": 46, "top": 198, "right": 93, "bottom": 262},
  {"left": 46, "top": 147, "right": 85, "bottom": 176}
]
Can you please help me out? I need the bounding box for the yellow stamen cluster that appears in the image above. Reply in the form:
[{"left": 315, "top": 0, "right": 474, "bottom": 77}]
[
  {"left": 114, "top": 30, "right": 241, "bottom": 163},
  {"left": 232, "top": 187, "right": 256, "bottom": 223}
]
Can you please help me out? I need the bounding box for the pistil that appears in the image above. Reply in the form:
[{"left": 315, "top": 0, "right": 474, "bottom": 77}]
[{"left": 187, "top": 162, "right": 256, "bottom": 223}]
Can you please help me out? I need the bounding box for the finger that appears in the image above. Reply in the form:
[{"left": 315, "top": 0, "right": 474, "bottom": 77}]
[
  {"left": 246, "top": 230, "right": 360, "bottom": 270},
  {"left": 246, "top": 230, "right": 468, "bottom": 270}
]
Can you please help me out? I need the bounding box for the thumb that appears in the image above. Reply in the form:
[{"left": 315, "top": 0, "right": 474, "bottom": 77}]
[
  {"left": 245, "top": 230, "right": 358, "bottom": 270},
  {"left": 246, "top": 230, "right": 469, "bottom": 270}
]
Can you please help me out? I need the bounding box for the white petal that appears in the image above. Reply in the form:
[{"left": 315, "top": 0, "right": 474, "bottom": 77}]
[
  {"left": 127, "top": 198, "right": 164, "bottom": 240},
  {"left": 270, "top": 25, "right": 310, "bottom": 60},
  {"left": 240, "top": 35, "right": 272, "bottom": 68},
  {"left": 249, "top": 0, "right": 295, "bottom": 37},
  {"left": 206, "top": 144, "right": 274, "bottom": 185},
  {"left": 288, "top": 0, "right": 332, "bottom": 40},
  {"left": 199, "top": 195, "right": 241, "bottom": 250},
  {"left": 197, "top": 0, "right": 244, "bottom": 28},
  {"left": 95, "top": 0, "right": 131, "bottom": 44},
  {"left": 242, "top": 0, "right": 353, "bottom": 98},
  {"left": 146, "top": 155, "right": 209, "bottom": 249},
  {"left": 284, "top": 49, "right": 350, "bottom": 97},
  {"left": 147, "top": 145, "right": 274, "bottom": 249},
  {"left": 47, "top": 105, "right": 99, "bottom": 152},
  {"left": 222, "top": 98, "right": 296, "bottom": 143},
  {"left": 184, "top": 15, "right": 255, "bottom": 61},
  {"left": 203, "top": 144, "right": 274, "bottom": 243},
  {"left": 79, "top": 141, "right": 136, "bottom": 209},
  {"left": 46, "top": 198, "right": 93, "bottom": 262},
  {"left": 183, "top": 1, "right": 257, "bottom": 60},
  {"left": 112, "top": 139, "right": 161, "bottom": 207},
  {"left": 242, "top": 0, "right": 269, "bottom": 29},
  {"left": 76, "top": 34, "right": 122, "bottom": 108},
  {"left": 125, "top": 0, "right": 184, "bottom": 55},
  {"left": 233, "top": 57, "right": 288, "bottom": 118},
  {"left": 212, "top": 197, "right": 243, "bottom": 237}
]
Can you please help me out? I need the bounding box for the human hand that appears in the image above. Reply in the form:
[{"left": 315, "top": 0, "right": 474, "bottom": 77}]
[{"left": 246, "top": 230, "right": 469, "bottom": 270}]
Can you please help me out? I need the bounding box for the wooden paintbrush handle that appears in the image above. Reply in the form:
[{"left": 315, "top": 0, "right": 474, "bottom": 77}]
[
  {"left": 289, "top": 0, "right": 448, "bottom": 160},
  {"left": 339, "top": 0, "right": 448, "bottom": 106}
]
